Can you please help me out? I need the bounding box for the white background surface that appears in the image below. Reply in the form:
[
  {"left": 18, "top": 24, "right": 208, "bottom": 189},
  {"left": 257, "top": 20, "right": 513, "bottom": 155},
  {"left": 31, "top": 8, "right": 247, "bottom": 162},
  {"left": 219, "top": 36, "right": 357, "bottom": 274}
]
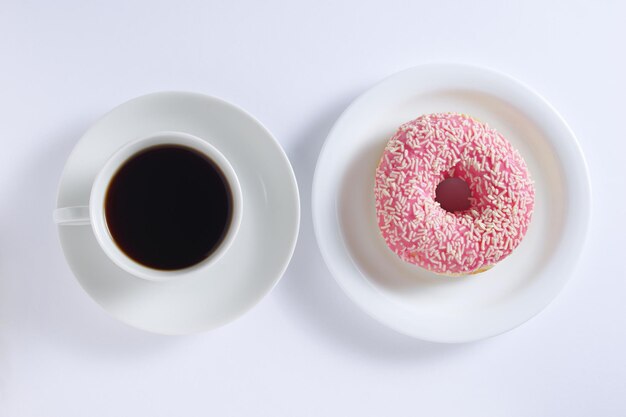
[{"left": 0, "top": 1, "right": 623, "bottom": 416}]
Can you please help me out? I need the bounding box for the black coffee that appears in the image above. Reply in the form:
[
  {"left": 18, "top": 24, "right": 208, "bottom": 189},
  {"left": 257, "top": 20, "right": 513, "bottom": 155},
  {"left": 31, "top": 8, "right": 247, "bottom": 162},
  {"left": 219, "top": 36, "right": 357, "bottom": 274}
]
[{"left": 105, "top": 145, "right": 233, "bottom": 270}]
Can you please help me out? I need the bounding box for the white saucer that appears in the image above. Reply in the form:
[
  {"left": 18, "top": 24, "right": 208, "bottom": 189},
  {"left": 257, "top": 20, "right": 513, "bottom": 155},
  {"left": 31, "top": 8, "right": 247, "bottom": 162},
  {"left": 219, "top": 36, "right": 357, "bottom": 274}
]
[
  {"left": 56, "top": 92, "right": 300, "bottom": 334},
  {"left": 312, "top": 64, "right": 591, "bottom": 343}
]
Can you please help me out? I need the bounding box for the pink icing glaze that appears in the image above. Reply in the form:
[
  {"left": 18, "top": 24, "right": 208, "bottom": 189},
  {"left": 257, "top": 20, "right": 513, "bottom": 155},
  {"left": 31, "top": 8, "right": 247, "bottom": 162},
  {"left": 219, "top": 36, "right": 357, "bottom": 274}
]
[{"left": 374, "top": 113, "right": 534, "bottom": 275}]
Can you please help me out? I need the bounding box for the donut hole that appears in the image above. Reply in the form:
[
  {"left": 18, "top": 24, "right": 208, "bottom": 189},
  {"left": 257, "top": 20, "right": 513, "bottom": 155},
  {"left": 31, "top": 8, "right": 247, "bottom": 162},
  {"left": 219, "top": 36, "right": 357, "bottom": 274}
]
[{"left": 435, "top": 177, "right": 471, "bottom": 213}]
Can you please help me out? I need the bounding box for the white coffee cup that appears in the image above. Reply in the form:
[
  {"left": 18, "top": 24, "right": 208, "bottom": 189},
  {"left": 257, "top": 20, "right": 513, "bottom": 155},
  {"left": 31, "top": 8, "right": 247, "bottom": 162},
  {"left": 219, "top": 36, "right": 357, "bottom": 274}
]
[{"left": 54, "top": 131, "right": 243, "bottom": 282}]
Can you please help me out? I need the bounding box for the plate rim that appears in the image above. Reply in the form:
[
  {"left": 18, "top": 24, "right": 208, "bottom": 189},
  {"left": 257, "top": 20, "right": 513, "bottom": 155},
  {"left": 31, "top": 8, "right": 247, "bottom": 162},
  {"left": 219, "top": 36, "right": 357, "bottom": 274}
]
[{"left": 312, "top": 63, "right": 591, "bottom": 343}]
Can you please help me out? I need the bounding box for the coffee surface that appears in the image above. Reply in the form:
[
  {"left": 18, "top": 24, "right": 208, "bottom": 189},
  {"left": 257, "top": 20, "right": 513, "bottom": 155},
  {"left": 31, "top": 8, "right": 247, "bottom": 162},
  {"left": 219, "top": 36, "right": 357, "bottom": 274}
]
[{"left": 105, "top": 145, "right": 232, "bottom": 270}]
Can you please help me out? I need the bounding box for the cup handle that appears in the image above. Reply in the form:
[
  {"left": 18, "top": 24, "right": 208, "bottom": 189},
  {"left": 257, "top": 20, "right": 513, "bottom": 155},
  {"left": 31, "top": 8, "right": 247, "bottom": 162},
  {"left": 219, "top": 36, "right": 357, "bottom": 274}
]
[{"left": 54, "top": 206, "right": 90, "bottom": 226}]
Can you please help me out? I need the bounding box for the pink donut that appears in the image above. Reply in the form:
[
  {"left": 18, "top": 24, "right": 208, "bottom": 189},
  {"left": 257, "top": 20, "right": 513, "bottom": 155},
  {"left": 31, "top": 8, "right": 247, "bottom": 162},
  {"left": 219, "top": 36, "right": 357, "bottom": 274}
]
[{"left": 374, "top": 113, "right": 534, "bottom": 276}]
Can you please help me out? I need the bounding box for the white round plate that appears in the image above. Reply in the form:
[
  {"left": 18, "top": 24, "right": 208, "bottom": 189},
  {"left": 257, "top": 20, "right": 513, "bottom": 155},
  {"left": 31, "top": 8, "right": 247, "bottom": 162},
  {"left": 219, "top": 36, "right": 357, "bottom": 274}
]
[
  {"left": 56, "top": 92, "right": 300, "bottom": 334},
  {"left": 312, "top": 64, "right": 590, "bottom": 343}
]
